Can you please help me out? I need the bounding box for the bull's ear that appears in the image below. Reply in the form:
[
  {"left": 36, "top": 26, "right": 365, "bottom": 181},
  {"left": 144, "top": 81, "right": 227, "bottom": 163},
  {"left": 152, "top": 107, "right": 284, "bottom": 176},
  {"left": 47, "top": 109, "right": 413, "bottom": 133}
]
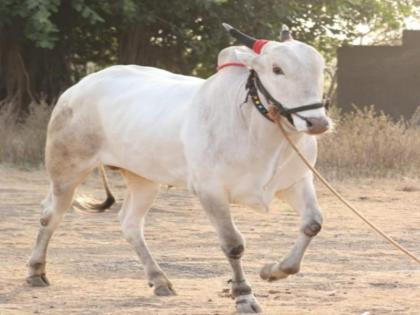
[{"left": 233, "top": 48, "right": 263, "bottom": 71}]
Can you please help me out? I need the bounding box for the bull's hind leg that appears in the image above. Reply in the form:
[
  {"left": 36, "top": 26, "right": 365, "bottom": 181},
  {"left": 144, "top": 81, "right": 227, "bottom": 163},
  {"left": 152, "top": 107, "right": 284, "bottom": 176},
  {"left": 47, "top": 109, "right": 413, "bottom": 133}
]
[
  {"left": 198, "top": 187, "right": 262, "bottom": 313},
  {"left": 260, "top": 174, "right": 323, "bottom": 281},
  {"left": 27, "top": 169, "right": 91, "bottom": 286},
  {"left": 27, "top": 98, "right": 104, "bottom": 286},
  {"left": 119, "top": 170, "right": 175, "bottom": 296}
]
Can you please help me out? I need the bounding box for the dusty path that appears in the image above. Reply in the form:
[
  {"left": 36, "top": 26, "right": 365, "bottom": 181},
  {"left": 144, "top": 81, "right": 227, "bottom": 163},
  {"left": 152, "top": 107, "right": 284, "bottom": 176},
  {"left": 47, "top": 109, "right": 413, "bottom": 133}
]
[{"left": 0, "top": 166, "right": 419, "bottom": 315}]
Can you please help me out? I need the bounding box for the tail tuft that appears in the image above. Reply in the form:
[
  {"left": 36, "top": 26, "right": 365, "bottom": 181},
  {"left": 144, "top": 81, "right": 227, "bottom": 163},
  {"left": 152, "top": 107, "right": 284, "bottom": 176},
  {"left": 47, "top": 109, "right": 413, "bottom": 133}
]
[
  {"left": 82, "top": 192, "right": 115, "bottom": 212},
  {"left": 73, "top": 164, "right": 116, "bottom": 213}
]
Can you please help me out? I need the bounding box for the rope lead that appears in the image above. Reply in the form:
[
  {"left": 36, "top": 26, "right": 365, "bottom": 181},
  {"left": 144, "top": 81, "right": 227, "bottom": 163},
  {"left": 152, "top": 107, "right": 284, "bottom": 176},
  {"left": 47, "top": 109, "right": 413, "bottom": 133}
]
[{"left": 272, "top": 109, "right": 420, "bottom": 265}]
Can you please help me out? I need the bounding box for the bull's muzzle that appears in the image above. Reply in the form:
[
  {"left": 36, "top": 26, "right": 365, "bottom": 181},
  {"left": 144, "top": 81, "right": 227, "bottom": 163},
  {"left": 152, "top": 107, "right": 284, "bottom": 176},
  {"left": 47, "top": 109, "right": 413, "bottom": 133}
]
[{"left": 305, "top": 116, "right": 330, "bottom": 135}]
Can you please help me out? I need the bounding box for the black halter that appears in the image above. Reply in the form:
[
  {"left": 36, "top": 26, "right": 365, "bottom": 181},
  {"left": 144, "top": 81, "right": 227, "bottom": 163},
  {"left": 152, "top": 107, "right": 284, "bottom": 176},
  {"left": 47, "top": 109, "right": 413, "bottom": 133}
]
[{"left": 245, "top": 70, "right": 329, "bottom": 124}]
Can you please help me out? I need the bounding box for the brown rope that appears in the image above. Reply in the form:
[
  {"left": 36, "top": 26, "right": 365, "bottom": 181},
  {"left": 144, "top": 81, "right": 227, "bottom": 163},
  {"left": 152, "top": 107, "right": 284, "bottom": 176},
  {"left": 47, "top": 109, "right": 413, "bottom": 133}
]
[{"left": 270, "top": 109, "right": 420, "bottom": 265}]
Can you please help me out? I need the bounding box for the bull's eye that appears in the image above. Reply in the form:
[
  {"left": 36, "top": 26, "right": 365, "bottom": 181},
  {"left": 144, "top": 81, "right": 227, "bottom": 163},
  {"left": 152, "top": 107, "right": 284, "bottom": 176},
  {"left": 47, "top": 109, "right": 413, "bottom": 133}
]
[{"left": 272, "top": 66, "right": 284, "bottom": 75}]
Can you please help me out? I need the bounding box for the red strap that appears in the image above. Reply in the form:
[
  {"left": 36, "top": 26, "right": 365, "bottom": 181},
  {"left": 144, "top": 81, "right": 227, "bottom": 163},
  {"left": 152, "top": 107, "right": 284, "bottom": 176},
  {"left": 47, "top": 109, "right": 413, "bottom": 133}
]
[
  {"left": 217, "top": 40, "right": 268, "bottom": 71},
  {"left": 217, "top": 62, "right": 246, "bottom": 71},
  {"left": 252, "top": 39, "right": 268, "bottom": 54}
]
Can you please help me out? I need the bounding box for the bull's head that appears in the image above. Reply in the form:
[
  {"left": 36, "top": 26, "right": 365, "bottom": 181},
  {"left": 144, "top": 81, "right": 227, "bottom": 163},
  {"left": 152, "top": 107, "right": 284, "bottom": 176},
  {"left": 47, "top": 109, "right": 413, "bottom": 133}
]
[{"left": 222, "top": 23, "right": 331, "bottom": 135}]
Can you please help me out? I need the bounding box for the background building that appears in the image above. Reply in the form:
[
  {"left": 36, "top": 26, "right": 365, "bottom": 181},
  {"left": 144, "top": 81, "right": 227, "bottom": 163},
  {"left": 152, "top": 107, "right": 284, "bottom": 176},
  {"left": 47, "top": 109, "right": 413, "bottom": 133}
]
[{"left": 337, "top": 30, "right": 420, "bottom": 119}]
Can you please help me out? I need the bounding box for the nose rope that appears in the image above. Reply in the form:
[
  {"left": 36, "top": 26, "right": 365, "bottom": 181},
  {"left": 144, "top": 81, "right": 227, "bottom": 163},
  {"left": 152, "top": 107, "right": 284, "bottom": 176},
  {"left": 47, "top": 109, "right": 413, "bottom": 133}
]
[{"left": 270, "top": 108, "right": 420, "bottom": 265}]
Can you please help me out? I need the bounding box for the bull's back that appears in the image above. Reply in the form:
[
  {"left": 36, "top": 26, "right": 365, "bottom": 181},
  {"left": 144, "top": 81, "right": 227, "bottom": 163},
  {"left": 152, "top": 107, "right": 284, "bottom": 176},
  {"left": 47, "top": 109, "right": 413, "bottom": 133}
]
[{"left": 50, "top": 65, "right": 205, "bottom": 185}]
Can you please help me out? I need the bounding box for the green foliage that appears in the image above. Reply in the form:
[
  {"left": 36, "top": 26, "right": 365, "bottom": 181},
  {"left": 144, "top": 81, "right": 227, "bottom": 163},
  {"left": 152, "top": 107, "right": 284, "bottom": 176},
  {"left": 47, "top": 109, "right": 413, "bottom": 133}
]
[
  {"left": 0, "top": 0, "right": 107, "bottom": 49},
  {"left": 2, "top": 0, "right": 414, "bottom": 63},
  {"left": 0, "top": 0, "right": 417, "bottom": 107},
  {"left": 0, "top": 0, "right": 60, "bottom": 48},
  {"left": 102, "top": 0, "right": 414, "bottom": 75},
  {"left": 1, "top": 0, "right": 415, "bottom": 64},
  {"left": 71, "top": 0, "right": 104, "bottom": 24}
]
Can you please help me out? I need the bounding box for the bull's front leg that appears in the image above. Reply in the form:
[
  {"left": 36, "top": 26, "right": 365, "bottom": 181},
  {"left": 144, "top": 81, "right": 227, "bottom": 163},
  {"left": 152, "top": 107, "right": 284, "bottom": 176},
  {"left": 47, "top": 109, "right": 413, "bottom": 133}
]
[
  {"left": 198, "top": 188, "right": 262, "bottom": 314},
  {"left": 260, "top": 174, "right": 323, "bottom": 281}
]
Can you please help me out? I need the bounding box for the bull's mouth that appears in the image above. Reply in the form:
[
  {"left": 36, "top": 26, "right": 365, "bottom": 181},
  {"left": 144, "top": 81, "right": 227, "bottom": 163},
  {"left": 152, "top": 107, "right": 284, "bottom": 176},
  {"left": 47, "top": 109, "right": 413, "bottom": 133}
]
[
  {"left": 305, "top": 128, "right": 329, "bottom": 135},
  {"left": 290, "top": 114, "right": 331, "bottom": 135},
  {"left": 305, "top": 120, "right": 331, "bottom": 135}
]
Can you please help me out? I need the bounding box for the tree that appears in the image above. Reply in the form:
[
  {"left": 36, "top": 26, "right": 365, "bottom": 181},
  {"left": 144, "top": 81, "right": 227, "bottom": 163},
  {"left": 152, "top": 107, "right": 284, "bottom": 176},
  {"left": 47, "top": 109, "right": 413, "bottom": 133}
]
[
  {"left": 0, "top": 0, "right": 415, "bottom": 117},
  {"left": 0, "top": 0, "right": 112, "bottom": 116},
  {"left": 114, "top": 0, "right": 415, "bottom": 75}
]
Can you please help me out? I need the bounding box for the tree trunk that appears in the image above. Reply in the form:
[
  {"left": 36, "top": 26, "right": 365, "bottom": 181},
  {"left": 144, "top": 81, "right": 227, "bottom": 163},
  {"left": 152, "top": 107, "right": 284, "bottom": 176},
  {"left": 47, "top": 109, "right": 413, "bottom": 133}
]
[
  {"left": 118, "top": 25, "right": 157, "bottom": 66},
  {"left": 0, "top": 35, "right": 33, "bottom": 114},
  {"left": 0, "top": 33, "right": 71, "bottom": 118}
]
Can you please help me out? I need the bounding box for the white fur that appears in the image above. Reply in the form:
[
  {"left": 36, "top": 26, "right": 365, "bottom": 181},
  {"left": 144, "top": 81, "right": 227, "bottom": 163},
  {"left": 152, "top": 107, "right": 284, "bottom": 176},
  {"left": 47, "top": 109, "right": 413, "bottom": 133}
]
[
  {"left": 66, "top": 41, "right": 327, "bottom": 211},
  {"left": 30, "top": 39, "right": 330, "bottom": 313}
]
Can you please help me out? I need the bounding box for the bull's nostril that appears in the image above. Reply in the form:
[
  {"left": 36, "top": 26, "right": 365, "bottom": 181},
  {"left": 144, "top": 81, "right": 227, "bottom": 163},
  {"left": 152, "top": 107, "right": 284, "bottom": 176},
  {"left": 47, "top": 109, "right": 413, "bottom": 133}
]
[{"left": 305, "top": 117, "right": 329, "bottom": 134}]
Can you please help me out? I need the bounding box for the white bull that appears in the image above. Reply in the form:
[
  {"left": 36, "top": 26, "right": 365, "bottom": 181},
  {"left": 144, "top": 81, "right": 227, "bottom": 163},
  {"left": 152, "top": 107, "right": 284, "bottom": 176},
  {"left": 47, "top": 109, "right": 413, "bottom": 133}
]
[{"left": 27, "top": 25, "right": 331, "bottom": 313}]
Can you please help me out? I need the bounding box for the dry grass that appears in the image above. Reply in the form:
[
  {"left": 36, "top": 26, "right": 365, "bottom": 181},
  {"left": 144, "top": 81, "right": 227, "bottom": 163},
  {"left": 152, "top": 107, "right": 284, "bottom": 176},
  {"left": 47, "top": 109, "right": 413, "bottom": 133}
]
[
  {"left": 1, "top": 102, "right": 419, "bottom": 178},
  {"left": 318, "top": 105, "right": 420, "bottom": 178},
  {"left": 0, "top": 102, "right": 51, "bottom": 167}
]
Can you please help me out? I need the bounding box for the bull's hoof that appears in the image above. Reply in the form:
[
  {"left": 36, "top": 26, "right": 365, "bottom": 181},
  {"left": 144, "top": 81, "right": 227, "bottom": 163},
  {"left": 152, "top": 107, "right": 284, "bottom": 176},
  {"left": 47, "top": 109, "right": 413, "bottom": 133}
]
[
  {"left": 154, "top": 284, "right": 176, "bottom": 296},
  {"left": 259, "top": 263, "right": 290, "bottom": 282},
  {"left": 149, "top": 273, "right": 176, "bottom": 296},
  {"left": 235, "top": 294, "right": 262, "bottom": 313},
  {"left": 26, "top": 274, "right": 50, "bottom": 287}
]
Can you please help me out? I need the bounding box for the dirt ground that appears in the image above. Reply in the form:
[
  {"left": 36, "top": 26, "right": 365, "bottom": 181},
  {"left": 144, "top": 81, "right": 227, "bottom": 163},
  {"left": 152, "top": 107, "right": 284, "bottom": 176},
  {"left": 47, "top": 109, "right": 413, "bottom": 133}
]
[{"left": 0, "top": 165, "right": 419, "bottom": 315}]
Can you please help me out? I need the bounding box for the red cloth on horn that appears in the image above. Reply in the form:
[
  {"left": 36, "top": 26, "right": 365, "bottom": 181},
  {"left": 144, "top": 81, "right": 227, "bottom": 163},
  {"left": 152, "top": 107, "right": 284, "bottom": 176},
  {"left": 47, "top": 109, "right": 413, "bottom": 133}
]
[{"left": 252, "top": 39, "right": 269, "bottom": 54}]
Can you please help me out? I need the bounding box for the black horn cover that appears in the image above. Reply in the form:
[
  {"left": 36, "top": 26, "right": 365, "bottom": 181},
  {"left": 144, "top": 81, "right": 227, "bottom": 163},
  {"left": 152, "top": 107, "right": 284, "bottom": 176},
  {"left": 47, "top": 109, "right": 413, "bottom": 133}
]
[{"left": 222, "top": 23, "right": 256, "bottom": 49}]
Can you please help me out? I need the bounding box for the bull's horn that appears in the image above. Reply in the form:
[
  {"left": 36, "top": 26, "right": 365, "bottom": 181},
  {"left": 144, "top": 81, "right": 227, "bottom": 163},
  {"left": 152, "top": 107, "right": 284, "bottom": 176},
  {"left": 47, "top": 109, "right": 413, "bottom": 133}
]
[
  {"left": 280, "top": 24, "right": 293, "bottom": 42},
  {"left": 222, "top": 23, "right": 256, "bottom": 49}
]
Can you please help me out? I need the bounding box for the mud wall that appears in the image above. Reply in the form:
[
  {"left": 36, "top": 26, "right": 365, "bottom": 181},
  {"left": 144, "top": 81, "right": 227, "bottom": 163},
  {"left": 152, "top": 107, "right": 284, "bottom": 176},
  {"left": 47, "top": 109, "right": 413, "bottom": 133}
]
[{"left": 337, "top": 30, "right": 420, "bottom": 119}]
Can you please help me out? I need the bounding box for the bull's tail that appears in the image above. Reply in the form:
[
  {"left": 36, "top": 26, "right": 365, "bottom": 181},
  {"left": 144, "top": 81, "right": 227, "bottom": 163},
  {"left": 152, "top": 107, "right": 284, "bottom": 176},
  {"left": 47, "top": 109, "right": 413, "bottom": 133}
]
[
  {"left": 91, "top": 164, "right": 116, "bottom": 211},
  {"left": 73, "top": 164, "right": 116, "bottom": 212}
]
